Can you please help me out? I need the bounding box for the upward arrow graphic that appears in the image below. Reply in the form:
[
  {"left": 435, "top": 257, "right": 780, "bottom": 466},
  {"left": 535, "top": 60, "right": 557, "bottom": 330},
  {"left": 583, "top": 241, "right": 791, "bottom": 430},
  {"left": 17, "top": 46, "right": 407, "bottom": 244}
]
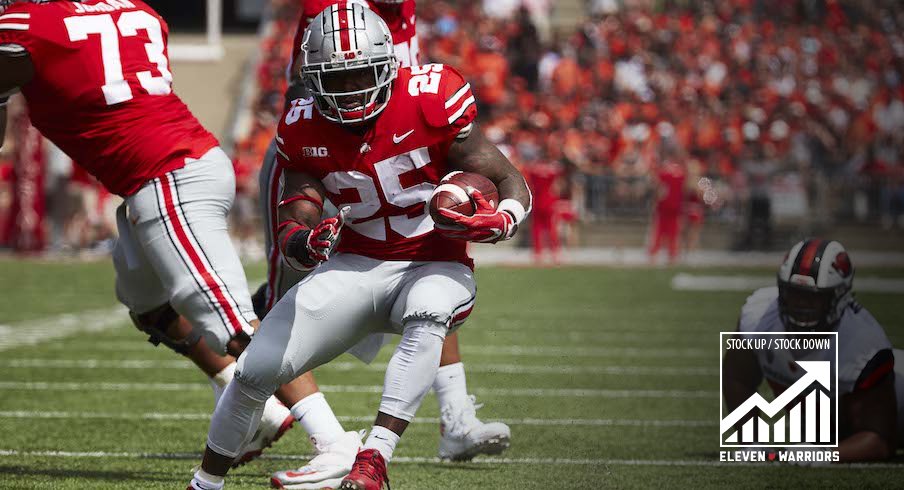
[{"left": 721, "top": 360, "right": 831, "bottom": 435}]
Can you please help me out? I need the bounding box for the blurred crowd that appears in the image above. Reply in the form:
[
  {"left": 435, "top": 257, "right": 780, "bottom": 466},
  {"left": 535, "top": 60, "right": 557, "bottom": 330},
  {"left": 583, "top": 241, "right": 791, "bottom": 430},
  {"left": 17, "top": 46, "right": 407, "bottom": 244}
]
[
  {"left": 420, "top": 0, "right": 904, "bottom": 233},
  {"left": 5, "top": 0, "right": 904, "bottom": 254},
  {"left": 234, "top": 0, "right": 904, "bottom": 257}
]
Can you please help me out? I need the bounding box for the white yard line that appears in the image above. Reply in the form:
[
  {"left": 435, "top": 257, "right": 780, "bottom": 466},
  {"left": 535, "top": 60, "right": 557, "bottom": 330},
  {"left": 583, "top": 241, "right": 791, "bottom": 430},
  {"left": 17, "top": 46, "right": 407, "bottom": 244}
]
[
  {"left": 0, "top": 381, "right": 715, "bottom": 398},
  {"left": 0, "top": 359, "right": 717, "bottom": 377},
  {"left": 462, "top": 345, "right": 709, "bottom": 358},
  {"left": 47, "top": 341, "right": 711, "bottom": 358},
  {"left": 472, "top": 246, "right": 904, "bottom": 268},
  {"left": 0, "top": 411, "right": 713, "bottom": 428},
  {"left": 0, "top": 276, "right": 268, "bottom": 353},
  {"left": 0, "top": 448, "right": 899, "bottom": 469},
  {"left": 671, "top": 273, "right": 904, "bottom": 293},
  {"left": 0, "top": 306, "right": 128, "bottom": 352}
]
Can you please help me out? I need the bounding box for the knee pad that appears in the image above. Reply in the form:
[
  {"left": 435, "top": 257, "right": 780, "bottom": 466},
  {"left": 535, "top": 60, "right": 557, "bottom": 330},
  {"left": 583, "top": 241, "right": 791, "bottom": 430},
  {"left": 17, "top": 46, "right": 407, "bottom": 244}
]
[
  {"left": 129, "top": 304, "right": 201, "bottom": 356},
  {"left": 168, "top": 284, "right": 237, "bottom": 356},
  {"left": 402, "top": 319, "right": 448, "bottom": 344},
  {"left": 235, "top": 351, "right": 284, "bottom": 403}
]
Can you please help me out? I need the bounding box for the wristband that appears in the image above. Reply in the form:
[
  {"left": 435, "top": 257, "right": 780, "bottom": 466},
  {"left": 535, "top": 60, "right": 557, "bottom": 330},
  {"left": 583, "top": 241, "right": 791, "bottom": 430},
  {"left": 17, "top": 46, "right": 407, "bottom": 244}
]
[
  {"left": 283, "top": 226, "right": 317, "bottom": 268},
  {"left": 497, "top": 199, "right": 527, "bottom": 225}
]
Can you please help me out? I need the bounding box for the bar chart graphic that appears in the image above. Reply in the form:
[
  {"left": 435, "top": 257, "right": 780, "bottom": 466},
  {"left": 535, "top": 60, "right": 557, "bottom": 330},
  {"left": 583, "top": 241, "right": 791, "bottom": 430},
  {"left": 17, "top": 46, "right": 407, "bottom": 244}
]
[{"left": 720, "top": 360, "right": 836, "bottom": 447}]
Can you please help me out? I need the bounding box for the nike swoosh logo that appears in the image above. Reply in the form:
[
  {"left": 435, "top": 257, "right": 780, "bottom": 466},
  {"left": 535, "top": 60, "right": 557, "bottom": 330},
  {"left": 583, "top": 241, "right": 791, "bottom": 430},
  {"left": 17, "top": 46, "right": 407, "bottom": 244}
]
[{"left": 393, "top": 130, "right": 415, "bottom": 144}]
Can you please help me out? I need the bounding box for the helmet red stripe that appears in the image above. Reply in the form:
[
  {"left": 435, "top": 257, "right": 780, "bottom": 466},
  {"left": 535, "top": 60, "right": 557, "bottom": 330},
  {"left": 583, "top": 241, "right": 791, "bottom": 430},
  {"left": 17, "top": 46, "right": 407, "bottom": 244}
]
[
  {"left": 337, "top": 2, "right": 351, "bottom": 52},
  {"left": 796, "top": 239, "right": 822, "bottom": 277}
]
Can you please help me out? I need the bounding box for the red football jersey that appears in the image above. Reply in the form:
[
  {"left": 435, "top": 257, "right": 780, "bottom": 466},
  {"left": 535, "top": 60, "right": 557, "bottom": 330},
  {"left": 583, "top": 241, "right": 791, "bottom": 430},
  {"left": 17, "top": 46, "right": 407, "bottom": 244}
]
[
  {"left": 276, "top": 64, "right": 477, "bottom": 266},
  {"left": 289, "top": 0, "right": 419, "bottom": 75},
  {"left": 655, "top": 161, "right": 686, "bottom": 215},
  {"left": 0, "top": 0, "right": 218, "bottom": 196}
]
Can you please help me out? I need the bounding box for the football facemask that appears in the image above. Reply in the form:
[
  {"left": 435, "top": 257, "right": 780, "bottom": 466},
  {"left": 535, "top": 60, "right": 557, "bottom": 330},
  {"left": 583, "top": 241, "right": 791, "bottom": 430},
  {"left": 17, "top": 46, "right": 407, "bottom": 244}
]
[
  {"left": 777, "top": 283, "right": 835, "bottom": 332},
  {"left": 304, "top": 63, "right": 395, "bottom": 124}
]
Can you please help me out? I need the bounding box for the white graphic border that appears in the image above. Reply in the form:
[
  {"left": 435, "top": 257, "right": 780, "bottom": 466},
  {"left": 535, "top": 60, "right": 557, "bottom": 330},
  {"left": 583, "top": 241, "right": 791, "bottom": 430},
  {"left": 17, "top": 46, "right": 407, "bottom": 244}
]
[{"left": 719, "top": 331, "right": 839, "bottom": 448}]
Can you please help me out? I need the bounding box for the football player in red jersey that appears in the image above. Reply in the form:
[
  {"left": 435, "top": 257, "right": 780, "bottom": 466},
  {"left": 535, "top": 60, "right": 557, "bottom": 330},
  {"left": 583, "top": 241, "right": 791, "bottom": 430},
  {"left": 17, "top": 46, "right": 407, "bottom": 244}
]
[
  {"left": 0, "top": 0, "right": 356, "bottom": 469},
  {"left": 259, "top": 3, "right": 512, "bottom": 488},
  {"left": 190, "top": 4, "right": 531, "bottom": 490}
]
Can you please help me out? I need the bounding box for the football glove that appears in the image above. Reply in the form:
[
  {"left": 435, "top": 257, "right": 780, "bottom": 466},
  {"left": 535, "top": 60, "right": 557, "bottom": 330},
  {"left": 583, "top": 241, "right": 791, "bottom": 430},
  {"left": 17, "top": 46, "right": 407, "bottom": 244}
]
[
  {"left": 435, "top": 190, "right": 521, "bottom": 244},
  {"left": 282, "top": 206, "right": 350, "bottom": 268}
]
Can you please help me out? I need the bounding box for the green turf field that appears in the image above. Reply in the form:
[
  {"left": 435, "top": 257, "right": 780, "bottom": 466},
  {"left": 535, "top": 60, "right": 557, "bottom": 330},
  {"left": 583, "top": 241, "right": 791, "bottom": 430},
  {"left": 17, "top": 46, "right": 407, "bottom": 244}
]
[{"left": 1, "top": 258, "right": 903, "bottom": 488}]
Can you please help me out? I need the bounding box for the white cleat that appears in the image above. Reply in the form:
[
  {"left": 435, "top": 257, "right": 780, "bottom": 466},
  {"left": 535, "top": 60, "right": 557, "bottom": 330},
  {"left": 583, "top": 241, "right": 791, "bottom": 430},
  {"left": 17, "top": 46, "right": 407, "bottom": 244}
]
[
  {"left": 233, "top": 397, "right": 296, "bottom": 468},
  {"left": 439, "top": 394, "right": 511, "bottom": 461},
  {"left": 270, "top": 430, "right": 364, "bottom": 489}
]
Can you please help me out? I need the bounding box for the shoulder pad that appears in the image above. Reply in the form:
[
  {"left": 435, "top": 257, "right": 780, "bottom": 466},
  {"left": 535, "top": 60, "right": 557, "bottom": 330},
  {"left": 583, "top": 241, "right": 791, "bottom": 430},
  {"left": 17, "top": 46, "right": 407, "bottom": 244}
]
[
  {"left": 411, "top": 64, "right": 477, "bottom": 131},
  {"left": 738, "top": 287, "right": 778, "bottom": 333},
  {"left": 838, "top": 306, "right": 893, "bottom": 393}
]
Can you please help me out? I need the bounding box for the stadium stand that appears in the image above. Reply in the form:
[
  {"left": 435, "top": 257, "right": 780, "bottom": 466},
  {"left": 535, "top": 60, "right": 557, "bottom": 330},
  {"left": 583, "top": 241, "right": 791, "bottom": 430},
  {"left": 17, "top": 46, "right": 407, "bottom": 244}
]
[{"left": 3, "top": 0, "right": 904, "bottom": 254}]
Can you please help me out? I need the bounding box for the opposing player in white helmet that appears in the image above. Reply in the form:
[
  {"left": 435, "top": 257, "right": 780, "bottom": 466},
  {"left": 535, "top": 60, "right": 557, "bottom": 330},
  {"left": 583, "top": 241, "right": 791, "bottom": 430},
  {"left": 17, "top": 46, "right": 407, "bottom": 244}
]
[{"left": 723, "top": 239, "right": 903, "bottom": 461}]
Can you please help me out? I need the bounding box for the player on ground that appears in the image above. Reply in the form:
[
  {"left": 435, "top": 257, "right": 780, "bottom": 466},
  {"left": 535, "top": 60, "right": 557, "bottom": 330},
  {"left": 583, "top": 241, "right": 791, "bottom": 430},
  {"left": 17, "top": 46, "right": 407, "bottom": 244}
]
[
  {"left": 0, "top": 0, "right": 352, "bottom": 467},
  {"left": 260, "top": 2, "right": 511, "bottom": 488},
  {"left": 188, "top": 4, "right": 531, "bottom": 489},
  {"left": 723, "top": 238, "right": 903, "bottom": 461}
]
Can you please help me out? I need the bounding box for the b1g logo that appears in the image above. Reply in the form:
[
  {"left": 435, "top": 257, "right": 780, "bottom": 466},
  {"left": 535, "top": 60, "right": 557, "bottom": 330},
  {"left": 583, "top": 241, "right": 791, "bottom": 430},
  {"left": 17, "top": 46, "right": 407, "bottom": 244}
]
[{"left": 719, "top": 332, "right": 839, "bottom": 462}]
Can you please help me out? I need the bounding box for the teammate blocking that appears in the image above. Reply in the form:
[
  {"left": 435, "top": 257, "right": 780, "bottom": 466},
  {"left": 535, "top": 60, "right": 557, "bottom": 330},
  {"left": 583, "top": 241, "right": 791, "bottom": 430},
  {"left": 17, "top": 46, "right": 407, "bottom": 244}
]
[
  {"left": 0, "top": 0, "right": 331, "bottom": 467},
  {"left": 188, "top": 4, "right": 531, "bottom": 490}
]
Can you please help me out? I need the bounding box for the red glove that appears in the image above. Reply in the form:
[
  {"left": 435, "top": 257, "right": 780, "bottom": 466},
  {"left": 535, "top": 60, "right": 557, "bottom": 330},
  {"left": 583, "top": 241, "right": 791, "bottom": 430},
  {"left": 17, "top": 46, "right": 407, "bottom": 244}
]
[
  {"left": 281, "top": 206, "right": 350, "bottom": 269},
  {"left": 435, "top": 190, "right": 517, "bottom": 243},
  {"left": 306, "top": 207, "right": 348, "bottom": 261}
]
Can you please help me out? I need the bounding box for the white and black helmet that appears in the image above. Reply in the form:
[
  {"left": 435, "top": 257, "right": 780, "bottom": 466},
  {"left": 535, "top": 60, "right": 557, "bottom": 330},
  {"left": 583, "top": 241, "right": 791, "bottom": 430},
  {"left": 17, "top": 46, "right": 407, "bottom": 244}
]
[
  {"left": 301, "top": 1, "right": 398, "bottom": 124},
  {"left": 777, "top": 238, "right": 854, "bottom": 331}
]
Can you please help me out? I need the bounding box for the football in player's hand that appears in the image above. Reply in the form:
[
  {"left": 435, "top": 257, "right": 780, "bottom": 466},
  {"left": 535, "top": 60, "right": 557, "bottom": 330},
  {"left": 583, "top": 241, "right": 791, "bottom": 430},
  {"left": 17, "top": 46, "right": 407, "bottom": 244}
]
[{"left": 430, "top": 172, "right": 499, "bottom": 226}]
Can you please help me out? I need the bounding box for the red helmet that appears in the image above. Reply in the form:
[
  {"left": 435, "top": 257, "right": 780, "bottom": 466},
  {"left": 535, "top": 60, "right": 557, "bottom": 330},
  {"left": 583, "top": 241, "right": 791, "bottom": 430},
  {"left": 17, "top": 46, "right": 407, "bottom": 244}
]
[{"left": 777, "top": 238, "right": 854, "bottom": 331}]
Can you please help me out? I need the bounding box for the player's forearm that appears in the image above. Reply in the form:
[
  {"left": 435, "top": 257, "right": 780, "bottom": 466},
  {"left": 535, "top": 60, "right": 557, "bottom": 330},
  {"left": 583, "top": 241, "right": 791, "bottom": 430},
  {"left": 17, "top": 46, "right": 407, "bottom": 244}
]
[
  {"left": 276, "top": 199, "right": 324, "bottom": 249},
  {"left": 449, "top": 127, "right": 531, "bottom": 210},
  {"left": 496, "top": 172, "right": 532, "bottom": 212},
  {"left": 838, "top": 431, "right": 894, "bottom": 462},
  {"left": 276, "top": 171, "right": 328, "bottom": 260}
]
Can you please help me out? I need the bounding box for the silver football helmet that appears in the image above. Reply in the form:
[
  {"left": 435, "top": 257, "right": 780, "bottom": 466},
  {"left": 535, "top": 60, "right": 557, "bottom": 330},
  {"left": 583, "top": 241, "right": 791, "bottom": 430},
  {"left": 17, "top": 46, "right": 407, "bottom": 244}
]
[
  {"left": 301, "top": 2, "right": 398, "bottom": 124},
  {"left": 777, "top": 238, "right": 855, "bottom": 331}
]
